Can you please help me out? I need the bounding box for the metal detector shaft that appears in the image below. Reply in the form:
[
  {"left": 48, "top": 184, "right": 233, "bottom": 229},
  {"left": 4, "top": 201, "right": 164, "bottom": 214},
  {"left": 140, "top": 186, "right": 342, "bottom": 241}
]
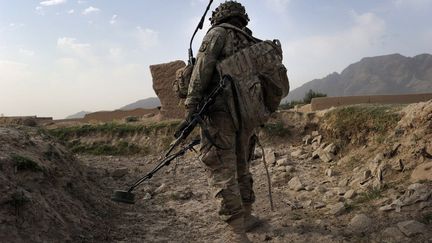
[{"left": 127, "top": 139, "right": 200, "bottom": 192}]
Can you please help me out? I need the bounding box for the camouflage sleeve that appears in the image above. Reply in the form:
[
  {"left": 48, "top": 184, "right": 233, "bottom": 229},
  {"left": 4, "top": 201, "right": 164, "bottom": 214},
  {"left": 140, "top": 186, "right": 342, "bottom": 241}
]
[{"left": 184, "top": 27, "right": 227, "bottom": 108}]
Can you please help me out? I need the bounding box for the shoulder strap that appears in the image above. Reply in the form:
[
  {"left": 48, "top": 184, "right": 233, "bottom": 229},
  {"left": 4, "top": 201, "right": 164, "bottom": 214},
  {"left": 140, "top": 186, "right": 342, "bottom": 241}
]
[{"left": 208, "top": 23, "right": 262, "bottom": 43}]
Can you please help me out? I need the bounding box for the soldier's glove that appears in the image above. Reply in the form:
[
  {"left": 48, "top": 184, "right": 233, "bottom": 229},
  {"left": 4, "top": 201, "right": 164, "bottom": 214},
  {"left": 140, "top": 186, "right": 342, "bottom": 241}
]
[{"left": 174, "top": 106, "right": 198, "bottom": 138}]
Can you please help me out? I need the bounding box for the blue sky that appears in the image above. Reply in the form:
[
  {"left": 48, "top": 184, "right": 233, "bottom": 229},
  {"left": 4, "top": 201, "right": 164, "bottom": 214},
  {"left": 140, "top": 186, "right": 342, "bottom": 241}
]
[{"left": 1, "top": 0, "right": 431, "bottom": 118}]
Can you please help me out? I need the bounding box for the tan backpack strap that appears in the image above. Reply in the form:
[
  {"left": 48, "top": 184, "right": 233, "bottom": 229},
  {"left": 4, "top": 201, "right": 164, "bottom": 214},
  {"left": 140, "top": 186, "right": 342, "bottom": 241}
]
[{"left": 208, "top": 23, "right": 262, "bottom": 43}]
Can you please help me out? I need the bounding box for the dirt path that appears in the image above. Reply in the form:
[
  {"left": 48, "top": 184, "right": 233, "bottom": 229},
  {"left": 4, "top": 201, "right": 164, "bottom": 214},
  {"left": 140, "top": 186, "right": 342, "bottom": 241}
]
[{"left": 79, "top": 147, "right": 367, "bottom": 242}]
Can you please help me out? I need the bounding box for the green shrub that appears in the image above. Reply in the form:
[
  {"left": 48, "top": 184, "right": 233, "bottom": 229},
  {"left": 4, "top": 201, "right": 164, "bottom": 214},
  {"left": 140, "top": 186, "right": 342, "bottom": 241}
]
[
  {"left": 70, "top": 141, "right": 147, "bottom": 156},
  {"left": 279, "top": 100, "right": 304, "bottom": 110},
  {"left": 323, "top": 105, "right": 402, "bottom": 144},
  {"left": 421, "top": 213, "right": 432, "bottom": 225},
  {"left": 263, "top": 121, "right": 291, "bottom": 137},
  {"left": 11, "top": 155, "right": 43, "bottom": 172},
  {"left": 355, "top": 187, "right": 384, "bottom": 204},
  {"left": 9, "top": 190, "right": 30, "bottom": 208},
  {"left": 48, "top": 120, "right": 181, "bottom": 140},
  {"left": 125, "top": 116, "right": 139, "bottom": 123},
  {"left": 303, "top": 89, "right": 327, "bottom": 104}
]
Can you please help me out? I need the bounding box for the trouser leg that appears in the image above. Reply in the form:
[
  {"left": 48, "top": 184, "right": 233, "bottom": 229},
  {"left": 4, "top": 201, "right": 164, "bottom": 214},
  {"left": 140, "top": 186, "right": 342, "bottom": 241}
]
[
  {"left": 200, "top": 112, "right": 244, "bottom": 222},
  {"left": 236, "top": 131, "right": 256, "bottom": 206}
]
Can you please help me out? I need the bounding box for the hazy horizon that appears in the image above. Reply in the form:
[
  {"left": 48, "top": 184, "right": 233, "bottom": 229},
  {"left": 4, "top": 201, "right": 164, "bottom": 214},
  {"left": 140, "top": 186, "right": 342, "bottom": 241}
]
[{"left": 1, "top": 0, "right": 431, "bottom": 119}]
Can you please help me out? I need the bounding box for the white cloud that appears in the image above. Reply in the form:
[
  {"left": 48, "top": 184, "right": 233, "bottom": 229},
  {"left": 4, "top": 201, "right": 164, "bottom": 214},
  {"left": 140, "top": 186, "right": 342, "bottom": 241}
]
[
  {"left": 82, "top": 6, "right": 101, "bottom": 15},
  {"left": 110, "top": 14, "right": 118, "bottom": 25},
  {"left": 39, "top": 0, "right": 67, "bottom": 6},
  {"left": 19, "top": 48, "right": 35, "bottom": 57},
  {"left": 395, "top": 0, "right": 432, "bottom": 9},
  {"left": 35, "top": 6, "right": 45, "bottom": 15},
  {"left": 283, "top": 11, "right": 387, "bottom": 88},
  {"left": 56, "top": 37, "right": 97, "bottom": 63},
  {"left": 136, "top": 27, "right": 159, "bottom": 50},
  {"left": 265, "top": 0, "right": 291, "bottom": 12},
  {"left": 68, "top": 9, "right": 75, "bottom": 14}
]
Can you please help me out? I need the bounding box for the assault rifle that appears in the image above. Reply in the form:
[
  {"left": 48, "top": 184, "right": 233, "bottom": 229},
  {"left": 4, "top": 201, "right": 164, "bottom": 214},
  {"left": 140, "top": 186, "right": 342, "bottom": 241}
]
[{"left": 111, "top": 76, "right": 228, "bottom": 204}]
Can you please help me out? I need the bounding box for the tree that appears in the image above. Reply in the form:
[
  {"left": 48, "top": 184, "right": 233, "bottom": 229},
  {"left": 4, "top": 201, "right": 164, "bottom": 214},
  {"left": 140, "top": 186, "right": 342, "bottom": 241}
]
[{"left": 303, "top": 89, "right": 327, "bottom": 104}]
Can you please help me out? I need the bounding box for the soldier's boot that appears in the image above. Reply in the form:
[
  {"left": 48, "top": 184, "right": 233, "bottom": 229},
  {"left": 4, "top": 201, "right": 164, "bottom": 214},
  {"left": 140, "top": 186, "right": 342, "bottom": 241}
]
[
  {"left": 243, "top": 204, "right": 264, "bottom": 232},
  {"left": 224, "top": 217, "right": 252, "bottom": 243}
]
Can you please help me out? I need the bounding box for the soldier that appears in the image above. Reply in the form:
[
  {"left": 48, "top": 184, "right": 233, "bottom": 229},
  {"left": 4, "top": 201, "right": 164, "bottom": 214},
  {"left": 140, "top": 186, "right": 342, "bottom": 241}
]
[{"left": 183, "top": 1, "right": 261, "bottom": 242}]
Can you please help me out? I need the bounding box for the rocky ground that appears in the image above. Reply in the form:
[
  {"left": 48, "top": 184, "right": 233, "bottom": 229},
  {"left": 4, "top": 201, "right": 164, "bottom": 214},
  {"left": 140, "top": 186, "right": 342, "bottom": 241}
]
[{"left": 1, "top": 101, "right": 432, "bottom": 242}]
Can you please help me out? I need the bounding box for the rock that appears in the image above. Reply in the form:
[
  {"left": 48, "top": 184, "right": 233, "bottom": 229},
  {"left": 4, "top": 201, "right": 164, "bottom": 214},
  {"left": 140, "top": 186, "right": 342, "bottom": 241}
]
[
  {"left": 311, "top": 131, "right": 319, "bottom": 137},
  {"left": 314, "top": 202, "right": 326, "bottom": 209},
  {"left": 154, "top": 183, "right": 167, "bottom": 194},
  {"left": 170, "top": 188, "right": 193, "bottom": 200},
  {"left": 311, "top": 141, "right": 320, "bottom": 151},
  {"left": 143, "top": 192, "right": 152, "bottom": 200},
  {"left": 349, "top": 214, "right": 372, "bottom": 233},
  {"left": 328, "top": 202, "right": 346, "bottom": 216},
  {"left": 411, "top": 162, "right": 432, "bottom": 182},
  {"left": 397, "top": 220, "right": 427, "bottom": 237},
  {"left": 391, "top": 159, "right": 405, "bottom": 172},
  {"left": 265, "top": 149, "right": 276, "bottom": 165},
  {"left": 325, "top": 168, "right": 336, "bottom": 177},
  {"left": 381, "top": 227, "right": 408, "bottom": 242},
  {"left": 305, "top": 186, "right": 314, "bottom": 191},
  {"left": 111, "top": 168, "right": 129, "bottom": 178},
  {"left": 380, "top": 183, "right": 432, "bottom": 212},
  {"left": 288, "top": 177, "right": 305, "bottom": 191},
  {"left": 344, "top": 189, "right": 357, "bottom": 199},
  {"left": 150, "top": 60, "right": 186, "bottom": 119},
  {"left": 312, "top": 149, "right": 320, "bottom": 159},
  {"left": 372, "top": 153, "right": 384, "bottom": 164},
  {"left": 319, "top": 151, "right": 335, "bottom": 163},
  {"left": 302, "top": 200, "right": 313, "bottom": 207},
  {"left": 323, "top": 143, "right": 337, "bottom": 154},
  {"left": 276, "top": 166, "right": 286, "bottom": 172},
  {"left": 323, "top": 191, "right": 337, "bottom": 201},
  {"left": 253, "top": 148, "right": 263, "bottom": 159},
  {"left": 302, "top": 135, "right": 312, "bottom": 145},
  {"left": 272, "top": 172, "right": 289, "bottom": 184},
  {"left": 363, "top": 170, "right": 372, "bottom": 180},
  {"left": 337, "top": 187, "right": 347, "bottom": 196},
  {"left": 338, "top": 178, "right": 349, "bottom": 187},
  {"left": 276, "top": 158, "right": 290, "bottom": 167},
  {"left": 384, "top": 143, "right": 401, "bottom": 158},
  {"left": 285, "top": 166, "right": 295, "bottom": 173},
  {"left": 290, "top": 149, "right": 304, "bottom": 158},
  {"left": 315, "top": 186, "right": 328, "bottom": 194},
  {"left": 312, "top": 135, "right": 323, "bottom": 145}
]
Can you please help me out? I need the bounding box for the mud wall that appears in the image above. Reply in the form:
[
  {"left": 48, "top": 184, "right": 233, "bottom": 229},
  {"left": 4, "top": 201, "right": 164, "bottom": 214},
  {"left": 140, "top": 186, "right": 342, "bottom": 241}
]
[
  {"left": 150, "top": 60, "right": 186, "bottom": 119},
  {"left": 311, "top": 93, "right": 432, "bottom": 111},
  {"left": 83, "top": 108, "right": 159, "bottom": 122}
]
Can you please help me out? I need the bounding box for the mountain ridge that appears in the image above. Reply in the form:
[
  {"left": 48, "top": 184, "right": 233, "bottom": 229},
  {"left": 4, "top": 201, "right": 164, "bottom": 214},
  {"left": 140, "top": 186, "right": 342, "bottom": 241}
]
[{"left": 285, "top": 53, "right": 432, "bottom": 102}]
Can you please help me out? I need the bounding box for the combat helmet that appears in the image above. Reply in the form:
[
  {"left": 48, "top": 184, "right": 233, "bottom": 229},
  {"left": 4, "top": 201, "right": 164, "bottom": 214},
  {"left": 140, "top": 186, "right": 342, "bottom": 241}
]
[{"left": 210, "top": 1, "right": 249, "bottom": 26}]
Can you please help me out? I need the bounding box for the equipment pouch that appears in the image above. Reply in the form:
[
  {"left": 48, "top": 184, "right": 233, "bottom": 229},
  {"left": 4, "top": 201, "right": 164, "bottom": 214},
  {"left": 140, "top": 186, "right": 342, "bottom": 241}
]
[{"left": 174, "top": 64, "right": 194, "bottom": 99}]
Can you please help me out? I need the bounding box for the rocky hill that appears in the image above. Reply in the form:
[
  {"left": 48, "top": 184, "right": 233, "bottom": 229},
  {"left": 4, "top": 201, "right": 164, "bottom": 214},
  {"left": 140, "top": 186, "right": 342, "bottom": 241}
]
[
  {"left": 285, "top": 53, "right": 432, "bottom": 102},
  {"left": 119, "top": 97, "right": 161, "bottom": 111}
]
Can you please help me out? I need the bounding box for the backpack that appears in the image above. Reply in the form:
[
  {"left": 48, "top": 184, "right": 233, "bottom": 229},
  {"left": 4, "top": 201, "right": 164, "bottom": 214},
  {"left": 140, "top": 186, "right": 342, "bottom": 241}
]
[
  {"left": 174, "top": 24, "right": 290, "bottom": 130},
  {"left": 174, "top": 64, "right": 193, "bottom": 99},
  {"left": 216, "top": 24, "right": 290, "bottom": 130}
]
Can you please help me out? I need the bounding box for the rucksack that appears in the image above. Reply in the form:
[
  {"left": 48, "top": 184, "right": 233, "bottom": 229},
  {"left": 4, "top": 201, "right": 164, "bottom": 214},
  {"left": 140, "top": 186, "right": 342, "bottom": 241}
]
[
  {"left": 174, "top": 24, "right": 289, "bottom": 130},
  {"left": 216, "top": 24, "right": 289, "bottom": 130}
]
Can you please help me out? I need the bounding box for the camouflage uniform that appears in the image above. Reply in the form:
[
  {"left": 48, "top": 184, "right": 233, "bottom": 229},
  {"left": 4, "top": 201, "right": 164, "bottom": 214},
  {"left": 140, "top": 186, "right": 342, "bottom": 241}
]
[{"left": 185, "top": 22, "right": 256, "bottom": 222}]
